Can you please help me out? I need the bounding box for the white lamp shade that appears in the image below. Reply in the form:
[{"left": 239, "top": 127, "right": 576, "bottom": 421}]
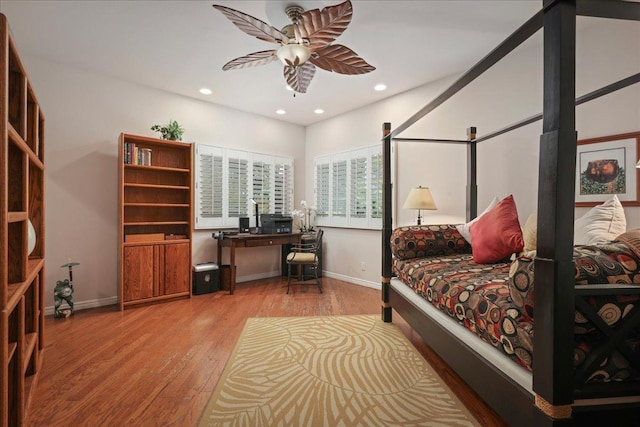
[
  {"left": 403, "top": 186, "right": 437, "bottom": 210},
  {"left": 277, "top": 43, "right": 311, "bottom": 66}
]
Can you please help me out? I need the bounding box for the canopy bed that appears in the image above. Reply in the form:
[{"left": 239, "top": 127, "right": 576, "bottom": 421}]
[{"left": 380, "top": 1, "right": 640, "bottom": 425}]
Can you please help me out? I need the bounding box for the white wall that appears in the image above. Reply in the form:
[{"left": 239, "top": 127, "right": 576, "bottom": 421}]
[
  {"left": 11, "top": 16, "right": 640, "bottom": 309},
  {"left": 21, "top": 55, "right": 305, "bottom": 309},
  {"left": 305, "top": 18, "right": 639, "bottom": 287}
]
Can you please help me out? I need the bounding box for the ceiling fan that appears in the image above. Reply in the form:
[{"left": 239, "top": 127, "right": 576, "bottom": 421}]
[{"left": 212, "top": 0, "right": 375, "bottom": 94}]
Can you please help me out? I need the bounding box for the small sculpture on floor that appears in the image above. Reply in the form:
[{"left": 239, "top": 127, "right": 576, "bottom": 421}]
[{"left": 54, "top": 261, "right": 80, "bottom": 318}]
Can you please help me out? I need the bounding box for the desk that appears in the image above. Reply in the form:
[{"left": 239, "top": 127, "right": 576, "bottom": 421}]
[{"left": 217, "top": 233, "right": 302, "bottom": 294}]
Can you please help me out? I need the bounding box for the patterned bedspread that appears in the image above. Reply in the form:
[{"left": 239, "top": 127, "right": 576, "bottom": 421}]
[
  {"left": 393, "top": 255, "right": 534, "bottom": 370},
  {"left": 391, "top": 225, "right": 640, "bottom": 384}
]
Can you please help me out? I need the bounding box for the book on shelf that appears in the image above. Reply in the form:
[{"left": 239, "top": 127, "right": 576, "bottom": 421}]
[
  {"left": 123, "top": 142, "right": 152, "bottom": 166},
  {"left": 140, "top": 148, "right": 152, "bottom": 166}
]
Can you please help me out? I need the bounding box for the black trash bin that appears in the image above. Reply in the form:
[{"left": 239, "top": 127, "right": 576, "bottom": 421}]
[{"left": 192, "top": 263, "right": 220, "bottom": 295}]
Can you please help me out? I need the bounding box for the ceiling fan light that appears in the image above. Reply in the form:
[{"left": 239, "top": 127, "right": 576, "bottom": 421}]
[{"left": 277, "top": 43, "right": 311, "bottom": 66}]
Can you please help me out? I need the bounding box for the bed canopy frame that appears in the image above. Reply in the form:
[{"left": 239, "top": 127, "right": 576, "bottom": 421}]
[{"left": 380, "top": 0, "right": 640, "bottom": 425}]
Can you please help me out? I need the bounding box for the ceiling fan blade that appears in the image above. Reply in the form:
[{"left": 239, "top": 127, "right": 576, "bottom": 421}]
[
  {"left": 222, "top": 50, "right": 278, "bottom": 71},
  {"left": 310, "top": 44, "right": 375, "bottom": 75},
  {"left": 284, "top": 62, "right": 316, "bottom": 94},
  {"left": 212, "top": 4, "right": 286, "bottom": 44},
  {"left": 295, "top": 0, "right": 352, "bottom": 51}
]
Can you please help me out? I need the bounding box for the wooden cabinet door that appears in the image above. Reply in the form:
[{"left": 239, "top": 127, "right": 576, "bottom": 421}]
[
  {"left": 161, "top": 242, "right": 190, "bottom": 296},
  {"left": 123, "top": 245, "right": 155, "bottom": 301}
]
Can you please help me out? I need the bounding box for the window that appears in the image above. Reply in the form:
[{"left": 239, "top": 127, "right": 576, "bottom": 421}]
[
  {"left": 252, "top": 154, "right": 271, "bottom": 213},
  {"left": 315, "top": 162, "right": 330, "bottom": 218},
  {"left": 314, "top": 144, "right": 382, "bottom": 229},
  {"left": 273, "top": 159, "right": 293, "bottom": 215},
  {"left": 195, "top": 144, "right": 294, "bottom": 229},
  {"left": 228, "top": 151, "right": 249, "bottom": 219},
  {"left": 350, "top": 156, "right": 367, "bottom": 218},
  {"left": 197, "top": 147, "right": 223, "bottom": 220},
  {"left": 332, "top": 160, "right": 347, "bottom": 217},
  {"left": 370, "top": 152, "right": 383, "bottom": 219}
]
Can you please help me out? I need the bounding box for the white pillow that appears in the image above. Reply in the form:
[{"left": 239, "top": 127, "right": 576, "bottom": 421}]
[
  {"left": 522, "top": 211, "right": 537, "bottom": 252},
  {"left": 574, "top": 195, "right": 626, "bottom": 246},
  {"left": 456, "top": 196, "right": 499, "bottom": 244}
]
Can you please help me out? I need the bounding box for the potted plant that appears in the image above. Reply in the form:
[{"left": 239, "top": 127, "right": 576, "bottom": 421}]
[
  {"left": 291, "top": 200, "right": 316, "bottom": 233},
  {"left": 150, "top": 120, "right": 185, "bottom": 141}
]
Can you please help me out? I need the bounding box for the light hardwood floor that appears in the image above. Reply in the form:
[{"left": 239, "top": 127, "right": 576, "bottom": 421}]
[{"left": 26, "top": 277, "right": 506, "bottom": 426}]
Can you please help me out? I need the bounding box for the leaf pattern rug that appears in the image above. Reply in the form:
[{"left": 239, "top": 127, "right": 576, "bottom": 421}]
[{"left": 198, "top": 315, "right": 479, "bottom": 426}]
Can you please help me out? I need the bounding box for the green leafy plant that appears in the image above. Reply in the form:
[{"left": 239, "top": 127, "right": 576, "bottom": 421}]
[{"left": 150, "top": 120, "right": 185, "bottom": 141}]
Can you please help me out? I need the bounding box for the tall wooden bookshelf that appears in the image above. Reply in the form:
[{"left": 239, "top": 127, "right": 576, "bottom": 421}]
[
  {"left": 0, "top": 13, "right": 46, "bottom": 426},
  {"left": 118, "top": 134, "right": 193, "bottom": 310}
]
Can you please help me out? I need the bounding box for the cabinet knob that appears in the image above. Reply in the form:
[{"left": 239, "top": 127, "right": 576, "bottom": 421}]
[{"left": 269, "top": 240, "right": 273, "bottom": 244}]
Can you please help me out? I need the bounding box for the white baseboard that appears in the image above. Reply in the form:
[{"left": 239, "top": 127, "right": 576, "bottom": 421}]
[
  {"left": 45, "top": 296, "right": 118, "bottom": 316},
  {"left": 44, "top": 271, "right": 380, "bottom": 315},
  {"left": 322, "top": 271, "right": 381, "bottom": 290}
]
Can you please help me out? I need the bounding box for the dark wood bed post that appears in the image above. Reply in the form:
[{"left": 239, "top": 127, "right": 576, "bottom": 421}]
[
  {"left": 382, "top": 122, "right": 393, "bottom": 322},
  {"left": 466, "top": 127, "right": 478, "bottom": 222},
  {"left": 533, "top": 0, "right": 576, "bottom": 424}
]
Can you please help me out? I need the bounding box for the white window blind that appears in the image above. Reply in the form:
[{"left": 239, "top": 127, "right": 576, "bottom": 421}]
[
  {"left": 227, "top": 151, "right": 249, "bottom": 219},
  {"left": 370, "top": 152, "right": 383, "bottom": 219},
  {"left": 314, "top": 144, "right": 382, "bottom": 229},
  {"left": 274, "top": 159, "right": 293, "bottom": 215},
  {"left": 315, "top": 162, "right": 330, "bottom": 217},
  {"left": 195, "top": 144, "right": 294, "bottom": 229},
  {"left": 332, "top": 160, "right": 347, "bottom": 218},
  {"left": 252, "top": 155, "right": 271, "bottom": 212},
  {"left": 195, "top": 145, "right": 224, "bottom": 228},
  {"left": 350, "top": 156, "right": 367, "bottom": 219}
]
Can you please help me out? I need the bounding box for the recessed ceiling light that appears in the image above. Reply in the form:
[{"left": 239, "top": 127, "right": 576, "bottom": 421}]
[
  {"left": 276, "top": 109, "right": 286, "bottom": 115},
  {"left": 374, "top": 84, "right": 387, "bottom": 91},
  {"left": 285, "top": 85, "right": 294, "bottom": 91},
  {"left": 199, "top": 88, "right": 212, "bottom": 95},
  {"left": 314, "top": 109, "right": 324, "bottom": 114}
]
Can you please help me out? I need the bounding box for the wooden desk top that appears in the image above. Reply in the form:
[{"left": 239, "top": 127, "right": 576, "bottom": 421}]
[{"left": 218, "top": 232, "right": 302, "bottom": 248}]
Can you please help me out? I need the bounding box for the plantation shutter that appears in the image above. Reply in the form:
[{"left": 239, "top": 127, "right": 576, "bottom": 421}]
[
  {"left": 274, "top": 157, "right": 294, "bottom": 215},
  {"left": 195, "top": 144, "right": 295, "bottom": 229},
  {"left": 195, "top": 144, "right": 224, "bottom": 228},
  {"left": 332, "top": 160, "right": 347, "bottom": 217},
  {"left": 252, "top": 153, "right": 271, "bottom": 213},
  {"left": 370, "top": 148, "right": 383, "bottom": 220},
  {"left": 228, "top": 150, "right": 249, "bottom": 219},
  {"left": 315, "top": 161, "right": 330, "bottom": 219},
  {"left": 350, "top": 155, "right": 367, "bottom": 219},
  {"left": 313, "top": 144, "right": 382, "bottom": 229}
]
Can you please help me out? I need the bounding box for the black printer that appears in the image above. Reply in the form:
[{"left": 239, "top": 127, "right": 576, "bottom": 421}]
[{"left": 260, "top": 214, "right": 293, "bottom": 234}]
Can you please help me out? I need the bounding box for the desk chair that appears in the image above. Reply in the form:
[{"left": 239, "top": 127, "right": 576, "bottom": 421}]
[{"left": 286, "top": 229, "right": 323, "bottom": 294}]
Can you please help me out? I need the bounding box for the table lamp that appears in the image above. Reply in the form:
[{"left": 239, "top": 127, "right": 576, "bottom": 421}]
[{"left": 403, "top": 186, "right": 437, "bottom": 225}]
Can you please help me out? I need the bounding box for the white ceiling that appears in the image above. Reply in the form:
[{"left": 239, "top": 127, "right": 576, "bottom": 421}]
[{"left": 0, "top": 0, "right": 542, "bottom": 126}]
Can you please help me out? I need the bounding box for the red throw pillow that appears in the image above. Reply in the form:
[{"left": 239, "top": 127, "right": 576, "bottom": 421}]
[{"left": 470, "top": 195, "right": 524, "bottom": 264}]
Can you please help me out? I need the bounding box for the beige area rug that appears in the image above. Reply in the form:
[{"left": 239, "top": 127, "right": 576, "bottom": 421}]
[{"left": 198, "top": 315, "right": 479, "bottom": 427}]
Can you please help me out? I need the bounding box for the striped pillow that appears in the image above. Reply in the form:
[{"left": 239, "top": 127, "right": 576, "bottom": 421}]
[{"left": 616, "top": 229, "right": 640, "bottom": 259}]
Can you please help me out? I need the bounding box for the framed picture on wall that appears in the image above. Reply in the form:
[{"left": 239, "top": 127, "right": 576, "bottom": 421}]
[{"left": 575, "top": 131, "right": 640, "bottom": 207}]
